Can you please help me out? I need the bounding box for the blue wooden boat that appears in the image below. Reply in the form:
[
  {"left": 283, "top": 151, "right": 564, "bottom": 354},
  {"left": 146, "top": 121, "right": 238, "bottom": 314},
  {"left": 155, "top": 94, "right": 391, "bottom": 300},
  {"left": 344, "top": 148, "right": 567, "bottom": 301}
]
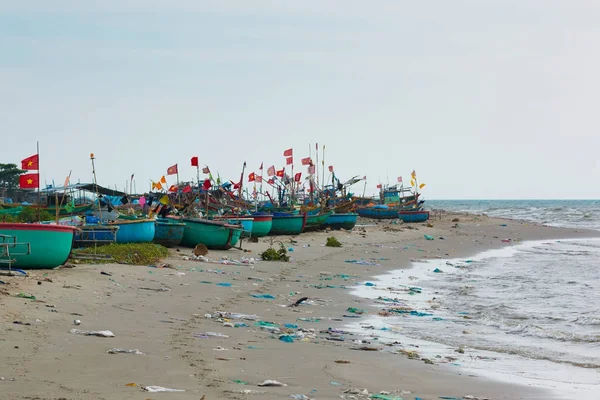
[
  {"left": 356, "top": 205, "right": 399, "bottom": 219},
  {"left": 321, "top": 213, "right": 358, "bottom": 230},
  {"left": 74, "top": 225, "right": 119, "bottom": 246},
  {"left": 303, "top": 211, "right": 332, "bottom": 232},
  {"left": 270, "top": 213, "right": 307, "bottom": 235},
  {"left": 153, "top": 218, "right": 185, "bottom": 247},
  {"left": 110, "top": 219, "right": 156, "bottom": 243},
  {"left": 398, "top": 210, "right": 430, "bottom": 223}
]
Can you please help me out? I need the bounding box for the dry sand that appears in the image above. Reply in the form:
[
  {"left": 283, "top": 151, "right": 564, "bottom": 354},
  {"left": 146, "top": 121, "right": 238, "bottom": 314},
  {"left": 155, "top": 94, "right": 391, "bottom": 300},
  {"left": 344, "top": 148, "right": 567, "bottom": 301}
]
[{"left": 1, "top": 212, "right": 598, "bottom": 400}]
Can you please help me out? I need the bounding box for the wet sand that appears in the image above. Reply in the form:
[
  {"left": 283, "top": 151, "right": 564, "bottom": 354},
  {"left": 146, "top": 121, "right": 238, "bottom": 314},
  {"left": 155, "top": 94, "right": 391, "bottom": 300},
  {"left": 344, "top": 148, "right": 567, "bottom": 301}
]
[{"left": 1, "top": 212, "right": 598, "bottom": 399}]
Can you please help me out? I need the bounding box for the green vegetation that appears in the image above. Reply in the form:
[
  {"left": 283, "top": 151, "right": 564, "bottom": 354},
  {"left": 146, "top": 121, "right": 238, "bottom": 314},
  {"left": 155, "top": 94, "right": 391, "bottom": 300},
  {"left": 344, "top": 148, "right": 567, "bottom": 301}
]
[
  {"left": 260, "top": 242, "right": 290, "bottom": 262},
  {"left": 325, "top": 236, "right": 342, "bottom": 247},
  {"left": 0, "top": 207, "right": 54, "bottom": 223},
  {"left": 77, "top": 243, "right": 169, "bottom": 265},
  {"left": 0, "top": 163, "right": 25, "bottom": 190}
]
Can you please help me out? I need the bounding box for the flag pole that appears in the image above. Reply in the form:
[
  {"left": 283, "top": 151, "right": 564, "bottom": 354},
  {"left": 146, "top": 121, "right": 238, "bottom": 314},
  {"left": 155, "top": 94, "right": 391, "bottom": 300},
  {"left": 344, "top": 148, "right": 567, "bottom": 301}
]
[
  {"left": 176, "top": 166, "right": 180, "bottom": 205},
  {"left": 315, "top": 143, "right": 319, "bottom": 192},
  {"left": 36, "top": 141, "right": 41, "bottom": 222},
  {"left": 90, "top": 153, "right": 103, "bottom": 222}
]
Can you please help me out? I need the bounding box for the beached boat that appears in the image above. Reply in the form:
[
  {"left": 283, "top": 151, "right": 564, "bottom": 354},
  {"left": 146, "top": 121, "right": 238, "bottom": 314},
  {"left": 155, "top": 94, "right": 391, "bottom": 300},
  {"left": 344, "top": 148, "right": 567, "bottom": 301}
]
[
  {"left": 249, "top": 213, "right": 272, "bottom": 237},
  {"left": 398, "top": 210, "right": 430, "bottom": 223},
  {"left": 110, "top": 219, "right": 155, "bottom": 243},
  {"left": 74, "top": 225, "right": 119, "bottom": 246},
  {"left": 270, "top": 213, "right": 307, "bottom": 235},
  {"left": 303, "top": 211, "right": 333, "bottom": 232},
  {"left": 212, "top": 215, "right": 254, "bottom": 238},
  {"left": 0, "top": 223, "right": 76, "bottom": 269},
  {"left": 356, "top": 205, "right": 399, "bottom": 219},
  {"left": 321, "top": 212, "right": 358, "bottom": 230},
  {"left": 180, "top": 217, "right": 242, "bottom": 250},
  {"left": 332, "top": 199, "right": 356, "bottom": 213},
  {"left": 153, "top": 218, "right": 185, "bottom": 247}
]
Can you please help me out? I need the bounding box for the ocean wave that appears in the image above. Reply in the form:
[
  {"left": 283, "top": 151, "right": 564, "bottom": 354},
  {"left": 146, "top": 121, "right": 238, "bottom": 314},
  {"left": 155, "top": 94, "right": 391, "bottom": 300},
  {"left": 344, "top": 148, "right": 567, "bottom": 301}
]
[
  {"left": 478, "top": 317, "right": 600, "bottom": 343},
  {"left": 574, "top": 316, "right": 600, "bottom": 326}
]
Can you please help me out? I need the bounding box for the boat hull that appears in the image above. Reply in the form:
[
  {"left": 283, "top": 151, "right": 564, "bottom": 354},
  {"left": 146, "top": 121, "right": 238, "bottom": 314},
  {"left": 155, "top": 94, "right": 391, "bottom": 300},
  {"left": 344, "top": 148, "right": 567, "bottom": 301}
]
[
  {"left": 322, "top": 213, "right": 358, "bottom": 230},
  {"left": 181, "top": 218, "right": 242, "bottom": 250},
  {"left": 303, "top": 211, "right": 333, "bottom": 232},
  {"left": 111, "top": 219, "right": 156, "bottom": 243},
  {"left": 270, "top": 213, "right": 307, "bottom": 235},
  {"left": 212, "top": 216, "right": 254, "bottom": 238},
  {"left": 249, "top": 214, "right": 272, "bottom": 237},
  {"left": 74, "top": 225, "right": 119, "bottom": 246},
  {"left": 0, "top": 223, "right": 76, "bottom": 269},
  {"left": 153, "top": 218, "right": 185, "bottom": 247},
  {"left": 356, "top": 207, "right": 399, "bottom": 219},
  {"left": 398, "top": 210, "right": 430, "bottom": 223}
]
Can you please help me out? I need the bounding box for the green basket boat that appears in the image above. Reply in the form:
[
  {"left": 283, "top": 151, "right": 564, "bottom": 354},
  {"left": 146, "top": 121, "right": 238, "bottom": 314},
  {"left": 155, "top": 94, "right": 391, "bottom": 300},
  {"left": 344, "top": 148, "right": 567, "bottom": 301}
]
[
  {"left": 303, "top": 211, "right": 333, "bottom": 232},
  {"left": 180, "top": 217, "right": 242, "bottom": 250},
  {"left": 270, "top": 213, "right": 307, "bottom": 235},
  {"left": 0, "top": 223, "right": 76, "bottom": 269},
  {"left": 249, "top": 214, "right": 272, "bottom": 237}
]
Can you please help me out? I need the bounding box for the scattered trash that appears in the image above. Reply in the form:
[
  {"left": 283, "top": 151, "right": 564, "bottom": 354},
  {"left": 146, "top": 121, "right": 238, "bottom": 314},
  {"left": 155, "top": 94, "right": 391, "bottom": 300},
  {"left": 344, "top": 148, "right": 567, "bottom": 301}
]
[
  {"left": 13, "top": 321, "right": 31, "bottom": 326},
  {"left": 279, "top": 335, "right": 294, "bottom": 343},
  {"left": 142, "top": 386, "right": 185, "bottom": 392},
  {"left": 433, "top": 268, "right": 443, "bottom": 273},
  {"left": 251, "top": 294, "right": 275, "bottom": 299},
  {"left": 345, "top": 260, "right": 381, "bottom": 266},
  {"left": 424, "top": 234, "right": 434, "bottom": 240},
  {"left": 284, "top": 323, "right": 298, "bottom": 329},
  {"left": 216, "top": 282, "right": 232, "bottom": 287},
  {"left": 73, "top": 319, "right": 81, "bottom": 325},
  {"left": 334, "top": 360, "right": 351, "bottom": 364},
  {"left": 125, "top": 383, "right": 137, "bottom": 387},
  {"left": 365, "top": 282, "right": 376, "bottom": 286},
  {"left": 108, "top": 348, "right": 143, "bottom": 355},
  {"left": 232, "top": 379, "right": 249, "bottom": 385},
  {"left": 194, "top": 332, "right": 229, "bottom": 338},
  {"left": 258, "top": 379, "right": 287, "bottom": 387},
  {"left": 139, "top": 287, "right": 171, "bottom": 292},
  {"left": 290, "top": 297, "right": 309, "bottom": 307},
  {"left": 70, "top": 329, "right": 115, "bottom": 338},
  {"left": 290, "top": 395, "right": 311, "bottom": 400},
  {"left": 370, "top": 394, "right": 404, "bottom": 400},
  {"left": 100, "top": 271, "right": 112, "bottom": 276},
  {"left": 347, "top": 307, "right": 367, "bottom": 314},
  {"left": 15, "top": 293, "right": 36, "bottom": 300}
]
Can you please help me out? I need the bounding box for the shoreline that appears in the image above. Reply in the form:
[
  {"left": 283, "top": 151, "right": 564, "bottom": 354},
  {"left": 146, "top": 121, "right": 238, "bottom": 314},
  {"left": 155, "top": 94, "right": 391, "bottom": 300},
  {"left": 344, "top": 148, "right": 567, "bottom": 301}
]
[{"left": 1, "top": 212, "right": 599, "bottom": 399}]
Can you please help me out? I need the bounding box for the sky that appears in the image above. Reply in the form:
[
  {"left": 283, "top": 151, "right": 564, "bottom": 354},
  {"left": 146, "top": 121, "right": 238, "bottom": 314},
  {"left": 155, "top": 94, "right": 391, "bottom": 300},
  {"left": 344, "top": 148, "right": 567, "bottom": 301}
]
[{"left": 1, "top": 0, "right": 599, "bottom": 199}]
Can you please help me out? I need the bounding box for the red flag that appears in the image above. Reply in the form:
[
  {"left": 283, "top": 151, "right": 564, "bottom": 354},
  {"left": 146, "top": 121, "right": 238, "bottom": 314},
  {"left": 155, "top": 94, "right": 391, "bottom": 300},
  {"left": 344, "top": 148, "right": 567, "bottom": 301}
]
[
  {"left": 259, "top": 162, "right": 263, "bottom": 170},
  {"left": 276, "top": 169, "right": 284, "bottom": 177},
  {"left": 203, "top": 179, "right": 212, "bottom": 190},
  {"left": 191, "top": 157, "right": 199, "bottom": 167},
  {"left": 19, "top": 173, "right": 39, "bottom": 189},
  {"left": 376, "top": 184, "right": 382, "bottom": 189},
  {"left": 294, "top": 172, "right": 302, "bottom": 182},
  {"left": 183, "top": 185, "right": 192, "bottom": 193},
  {"left": 363, "top": 176, "right": 367, "bottom": 180},
  {"left": 328, "top": 165, "right": 333, "bottom": 172},
  {"left": 397, "top": 176, "right": 403, "bottom": 183},
  {"left": 168, "top": 185, "right": 177, "bottom": 192},
  {"left": 202, "top": 166, "right": 210, "bottom": 174},
  {"left": 286, "top": 157, "right": 293, "bottom": 165},
  {"left": 301, "top": 157, "right": 312, "bottom": 165},
  {"left": 283, "top": 148, "right": 293, "bottom": 157},
  {"left": 256, "top": 176, "right": 263, "bottom": 183},
  {"left": 267, "top": 178, "right": 275, "bottom": 185},
  {"left": 248, "top": 172, "right": 256, "bottom": 182},
  {"left": 21, "top": 154, "right": 39, "bottom": 170},
  {"left": 267, "top": 165, "right": 275, "bottom": 176},
  {"left": 233, "top": 180, "right": 241, "bottom": 189},
  {"left": 308, "top": 165, "right": 315, "bottom": 174},
  {"left": 167, "top": 164, "right": 178, "bottom": 175}
]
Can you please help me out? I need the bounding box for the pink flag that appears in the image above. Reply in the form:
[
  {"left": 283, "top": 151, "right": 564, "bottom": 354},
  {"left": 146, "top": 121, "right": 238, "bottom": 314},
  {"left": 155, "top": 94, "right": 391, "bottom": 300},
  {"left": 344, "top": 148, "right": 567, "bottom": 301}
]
[
  {"left": 301, "top": 157, "right": 312, "bottom": 165},
  {"left": 286, "top": 157, "right": 293, "bottom": 165},
  {"left": 397, "top": 176, "right": 403, "bottom": 183},
  {"left": 267, "top": 165, "right": 276, "bottom": 176},
  {"left": 308, "top": 165, "right": 316, "bottom": 174}
]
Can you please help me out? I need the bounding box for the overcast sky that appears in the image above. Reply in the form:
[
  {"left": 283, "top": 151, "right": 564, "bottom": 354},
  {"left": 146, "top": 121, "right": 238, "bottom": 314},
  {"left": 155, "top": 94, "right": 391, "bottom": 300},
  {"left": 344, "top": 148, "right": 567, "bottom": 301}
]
[{"left": 1, "top": 1, "right": 598, "bottom": 199}]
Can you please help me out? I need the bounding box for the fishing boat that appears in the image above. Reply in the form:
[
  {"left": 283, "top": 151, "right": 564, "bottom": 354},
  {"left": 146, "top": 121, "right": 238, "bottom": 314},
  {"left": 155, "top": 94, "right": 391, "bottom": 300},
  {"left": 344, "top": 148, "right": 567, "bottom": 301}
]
[
  {"left": 398, "top": 210, "right": 430, "bottom": 223},
  {"left": 0, "top": 223, "right": 76, "bottom": 269},
  {"left": 356, "top": 205, "right": 399, "bottom": 219},
  {"left": 249, "top": 213, "right": 272, "bottom": 237},
  {"left": 212, "top": 215, "right": 254, "bottom": 238},
  {"left": 303, "top": 211, "right": 333, "bottom": 232},
  {"left": 321, "top": 212, "right": 358, "bottom": 230},
  {"left": 270, "top": 213, "right": 307, "bottom": 235},
  {"left": 332, "top": 198, "right": 356, "bottom": 213},
  {"left": 180, "top": 217, "right": 242, "bottom": 250},
  {"left": 74, "top": 225, "right": 119, "bottom": 246},
  {"left": 110, "top": 219, "right": 155, "bottom": 243},
  {"left": 153, "top": 217, "right": 185, "bottom": 247}
]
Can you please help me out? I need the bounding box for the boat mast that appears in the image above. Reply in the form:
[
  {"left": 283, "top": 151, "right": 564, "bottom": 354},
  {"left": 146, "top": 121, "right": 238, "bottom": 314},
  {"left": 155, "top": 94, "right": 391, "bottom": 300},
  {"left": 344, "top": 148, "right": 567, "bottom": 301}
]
[{"left": 90, "top": 153, "right": 102, "bottom": 222}]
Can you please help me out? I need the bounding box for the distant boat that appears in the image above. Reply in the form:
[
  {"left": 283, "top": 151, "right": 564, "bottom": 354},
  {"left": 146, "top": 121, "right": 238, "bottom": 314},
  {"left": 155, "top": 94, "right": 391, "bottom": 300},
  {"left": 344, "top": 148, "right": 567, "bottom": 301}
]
[
  {"left": 270, "top": 213, "right": 307, "bottom": 235},
  {"left": 398, "top": 210, "right": 430, "bottom": 223},
  {"left": 110, "top": 219, "right": 156, "bottom": 243},
  {"left": 153, "top": 218, "right": 185, "bottom": 247},
  {"left": 180, "top": 217, "right": 242, "bottom": 250},
  {"left": 356, "top": 205, "right": 399, "bottom": 219},
  {"left": 249, "top": 213, "right": 272, "bottom": 237},
  {"left": 0, "top": 223, "right": 76, "bottom": 270},
  {"left": 321, "top": 212, "right": 358, "bottom": 231},
  {"left": 303, "top": 211, "right": 333, "bottom": 232}
]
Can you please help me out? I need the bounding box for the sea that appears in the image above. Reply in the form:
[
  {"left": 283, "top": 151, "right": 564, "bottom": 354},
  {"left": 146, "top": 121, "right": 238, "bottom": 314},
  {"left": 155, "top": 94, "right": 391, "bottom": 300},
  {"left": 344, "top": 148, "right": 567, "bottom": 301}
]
[{"left": 351, "top": 200, "right": 600, "bottom": 400}]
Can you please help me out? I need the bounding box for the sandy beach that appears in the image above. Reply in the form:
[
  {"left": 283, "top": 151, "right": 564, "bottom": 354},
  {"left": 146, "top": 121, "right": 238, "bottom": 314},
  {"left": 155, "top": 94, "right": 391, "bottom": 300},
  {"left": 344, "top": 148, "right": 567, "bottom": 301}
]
[{"left": 1, "top": 212, "right": 598, "bottom": 400}]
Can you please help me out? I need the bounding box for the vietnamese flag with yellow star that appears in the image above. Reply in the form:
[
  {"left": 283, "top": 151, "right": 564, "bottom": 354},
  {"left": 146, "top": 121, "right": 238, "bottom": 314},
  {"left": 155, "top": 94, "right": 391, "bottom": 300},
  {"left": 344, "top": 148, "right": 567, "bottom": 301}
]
[
  {"left": 21, "top": 154, "right": 39, "bottom": 170},
  {"left": 19, "top": 173, "right": 39, "bottom": 189}
]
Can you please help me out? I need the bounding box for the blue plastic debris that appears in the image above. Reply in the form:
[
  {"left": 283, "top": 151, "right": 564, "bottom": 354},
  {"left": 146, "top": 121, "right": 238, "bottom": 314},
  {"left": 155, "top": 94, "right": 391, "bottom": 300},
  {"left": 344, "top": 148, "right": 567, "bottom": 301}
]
[
  {"left": 251, "top": 293, "right": 276, "bottom": 299},
  {"left": 433, "top": 268, "right": 443, "bottom": 273},
  {"left": 365, "top": 282, "right": 376, "bottom": 286},
  {"left": 279, "top": 335, "right": 294, "bottom": 343},
  {"left": 284, "top": 323, "right": 298, "bottom": 329},
  {"left": 216, "top": 282, "right": 232, "bottom": 287}
]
